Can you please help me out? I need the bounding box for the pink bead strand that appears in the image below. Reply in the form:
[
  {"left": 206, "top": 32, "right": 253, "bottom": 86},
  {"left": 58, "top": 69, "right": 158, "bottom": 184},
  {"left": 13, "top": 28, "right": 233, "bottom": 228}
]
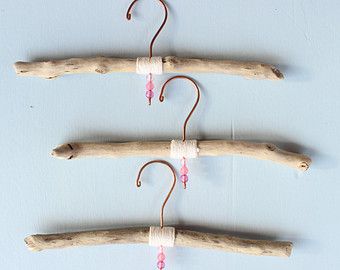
[
  {"left": 146, "top": 73, "right": 154, "bottom": 105},
  {"left": 180, "top": 157, "right": 188, "bottom": 188},
  {"left": 157, "top": 246, "right": 165, "bottom": 270}
]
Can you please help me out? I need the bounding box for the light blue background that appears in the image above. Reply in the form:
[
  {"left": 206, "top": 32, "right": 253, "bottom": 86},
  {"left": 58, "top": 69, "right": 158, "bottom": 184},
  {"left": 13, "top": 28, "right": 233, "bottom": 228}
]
[{"left": 1, "top": 0, "right": 339, "bottom": 269}]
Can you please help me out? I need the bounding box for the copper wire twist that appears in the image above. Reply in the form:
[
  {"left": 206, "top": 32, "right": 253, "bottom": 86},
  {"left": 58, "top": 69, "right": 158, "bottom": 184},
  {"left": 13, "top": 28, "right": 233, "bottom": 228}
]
[
  {"left": 135, "top": 160, "right": 176, "bottom": 228},
  {"left": 159, "top": 76, "right": 201, "bottom": 142},
  {"left": 126, "top": 0, "right": 168, "bottom": 59}
]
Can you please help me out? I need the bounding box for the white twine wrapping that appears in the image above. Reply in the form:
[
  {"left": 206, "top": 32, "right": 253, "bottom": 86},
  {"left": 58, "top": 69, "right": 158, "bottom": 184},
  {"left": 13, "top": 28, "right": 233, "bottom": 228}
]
[
  {"left": 149, "top": 226, "right": 176, "bottom": 247},
  {"left": 136, "top": 57, "right": 163, "bottom": 75},
  {"left": 170, "top": 140, "right": 199, "bottom": 159}
]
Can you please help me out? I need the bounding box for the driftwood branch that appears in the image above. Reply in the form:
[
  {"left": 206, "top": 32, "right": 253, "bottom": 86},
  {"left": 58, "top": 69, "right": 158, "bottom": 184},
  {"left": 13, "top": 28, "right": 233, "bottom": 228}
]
[
  {"left": 51, "top": 140, "right": 311, "bottom": 171},
  {"left": 25, "top": 227, "right": 292, "bottom": 257},
  {"left": 14, "top": 56, "right": 283, "bottom": 80}
]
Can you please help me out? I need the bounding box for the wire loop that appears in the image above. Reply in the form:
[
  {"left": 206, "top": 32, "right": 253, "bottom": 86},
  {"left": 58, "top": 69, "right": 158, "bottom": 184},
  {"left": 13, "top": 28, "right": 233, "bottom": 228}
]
[
  {"left": 159, "top": 76, "right": 200, "bottom": 141},
  {"left": 135, "top": 160, "right": 176, "bottom": 228},
  {"left": 126, "top": 0, "right": 168, "bottom": 59}
]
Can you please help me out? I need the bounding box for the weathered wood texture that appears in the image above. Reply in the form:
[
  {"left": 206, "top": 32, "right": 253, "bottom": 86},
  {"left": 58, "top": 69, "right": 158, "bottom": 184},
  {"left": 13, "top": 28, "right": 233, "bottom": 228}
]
[
  {"left": 51, "top": 140, "right": 311, "bottom": 171},
  {"left": 25, "top": 227, "right": 292, "bottom": 257},
  {"left": 14, "top": 56, "right": 283, "bottom": 80}
]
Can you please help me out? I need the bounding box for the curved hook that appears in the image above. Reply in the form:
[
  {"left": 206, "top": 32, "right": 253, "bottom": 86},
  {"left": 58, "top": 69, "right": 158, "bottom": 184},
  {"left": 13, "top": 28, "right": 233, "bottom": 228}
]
[
  {"left": 126, "top": 0, "right": 168, "bottom": 59},
  {"left": 159, "top": 76, "right": 201, "bottom": 142},
  {"left": 135, "top": 160, "right": 176, "bottom": 228}
]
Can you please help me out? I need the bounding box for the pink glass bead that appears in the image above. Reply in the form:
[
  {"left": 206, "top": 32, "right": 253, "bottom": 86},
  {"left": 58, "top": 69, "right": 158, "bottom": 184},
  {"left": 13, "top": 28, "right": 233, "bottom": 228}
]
[
  {"left": 180, "top": 165, "right": 188, "bottom": 175},
  {"left": 157, "top": 261, "right": 165, "bottom": 269},
  {"left": 180, "top": 157, "right": 188, "bottom": 188},
  {"left": 145, "top": 73, "right": 154, "bottom": 105},
  {"left": 146, "top": 90, "right": 154, "bottom": 99},
  {"left": 158, "top": 253, "right": 165, "bottom": 261},
  {"left": 180, "top": 174, "right": 188, "bottom": 183},
  {"left": 146, "top": 80, "right": 154, "bottom": 91}
]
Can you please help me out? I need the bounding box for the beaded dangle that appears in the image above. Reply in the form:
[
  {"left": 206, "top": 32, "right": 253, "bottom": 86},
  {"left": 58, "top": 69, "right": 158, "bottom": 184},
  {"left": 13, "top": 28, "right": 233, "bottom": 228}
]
[
  {"left": 146, "top": 73, "right": 155, "bottom": 105},
  {"left": 157, "top": 246, "right": 166, "bottom": 270},
  {"left": 180, "top": 157, "right": 189, "bottom": 189}
]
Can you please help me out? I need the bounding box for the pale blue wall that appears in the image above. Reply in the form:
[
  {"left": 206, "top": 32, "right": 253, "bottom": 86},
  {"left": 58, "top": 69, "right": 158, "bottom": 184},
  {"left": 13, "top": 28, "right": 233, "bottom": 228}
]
[{"left": 1, "top": 0, "right": 340, "bottom": 269}]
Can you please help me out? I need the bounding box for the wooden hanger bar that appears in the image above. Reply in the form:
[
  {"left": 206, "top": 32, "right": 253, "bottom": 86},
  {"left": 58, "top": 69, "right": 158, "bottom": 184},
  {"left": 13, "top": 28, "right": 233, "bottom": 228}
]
[
  {"left": 25, "top": 227, "right": 292, "bottom": 257},
  {"left": 51, "top": 140, "right": 311, "bottom": 171},
  {"left": 14, "top": 56, "right": 283, "bottom": 80}
]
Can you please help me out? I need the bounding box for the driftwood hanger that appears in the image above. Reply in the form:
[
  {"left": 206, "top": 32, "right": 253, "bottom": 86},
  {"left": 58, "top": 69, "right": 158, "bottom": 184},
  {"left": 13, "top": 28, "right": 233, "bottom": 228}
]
[
  {"left": 14, "top": 1, "right": 283, "bottom": 80},
  {"left": 52, "top": 140, "right": 311, "bottom": 171},
  {"left": 49, "top": 75, "right": 310, "bottom": 171},
  {"left": 25, "top": 159, "right": 293, "bottom": 257}
]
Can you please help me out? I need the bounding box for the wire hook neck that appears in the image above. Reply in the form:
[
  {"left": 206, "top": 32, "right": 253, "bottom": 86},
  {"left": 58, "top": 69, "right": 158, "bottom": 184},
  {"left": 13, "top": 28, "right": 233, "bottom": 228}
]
[
  {"left": 159, "top": 76, "right": 201, "bottom": 142},
  {"left": 126, "top": 0, "right": 168, "bottom": 59},
  {"left": 135, "top": 160, "right": 176, "bottom": 228}
]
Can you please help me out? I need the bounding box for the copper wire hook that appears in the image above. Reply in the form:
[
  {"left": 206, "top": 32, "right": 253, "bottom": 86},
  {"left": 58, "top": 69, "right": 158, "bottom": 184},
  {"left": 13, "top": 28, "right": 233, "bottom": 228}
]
[
  {"left": 159, "top": 76, "right": 201, "bottom": 142},
  {"left": 126, "top": 0, "right": 168, "bottom": 59},
  {"left": 135, "top": 160, "right": 176, "bottom": 228}
]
